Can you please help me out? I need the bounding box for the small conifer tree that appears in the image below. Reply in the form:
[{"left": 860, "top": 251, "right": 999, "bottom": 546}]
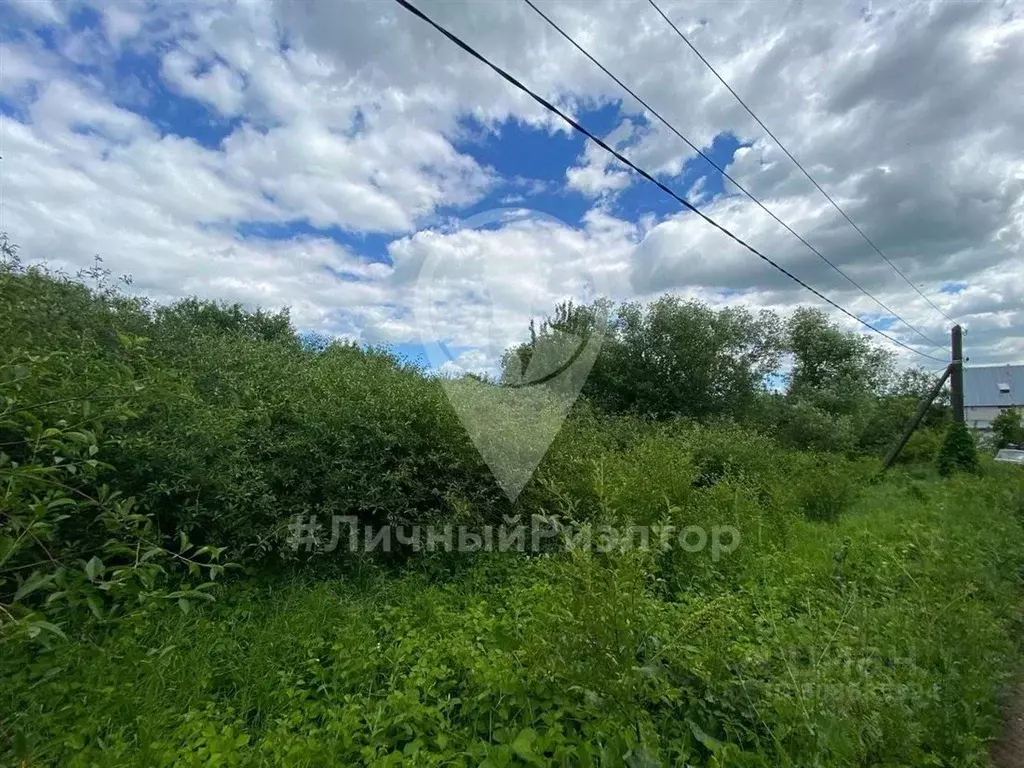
[{"left": 937, "top": 421, "right": 978, "bottom": 476}]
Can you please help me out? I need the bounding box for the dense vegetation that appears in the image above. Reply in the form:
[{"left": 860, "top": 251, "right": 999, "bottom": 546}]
[
  {"left": 2, "top": 243, "right": 1022, "bottom": 766},
  {"left": 501, "top": 297, "right": 950, "bottom": 456},
  {"left": 992, "top": 408, "right": 1024, "bottom": 450}
]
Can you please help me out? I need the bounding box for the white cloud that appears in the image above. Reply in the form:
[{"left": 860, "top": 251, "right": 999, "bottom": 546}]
[
  {"left": 0, "top": 0, "right": 1022, "bottom": 370},
  {"left": 29, "top": 80, "right": 149, "bottom": 142},
  {"left": 566, "top": 119, "right": 637, "bottom": 198},
  {"left": 6, "top": 0, "right": 64, "bottom": 25},
  {"left": 0, "top": 40, "right": 58, "bottom": 95},
  {"left": 161, "top": 48, "right": 246, "bottom": 117},
  {"left": 384, "top": 210, "right": 634, "bottom": 360},
  {"left": 101, "top": 4, "right": 143, "bottom": 47}
]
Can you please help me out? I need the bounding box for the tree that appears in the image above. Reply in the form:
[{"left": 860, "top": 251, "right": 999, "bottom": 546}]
[
  {"left": 504, "top": 297, "right": 784, "bottom": 422},
  {"left": 937, "top": 421, "right": 978, "bottom": 476},
  {"left": 991, "top": 408, "right": 1024, "bottom": 449},
  {"left": 786, "top": 307, "right": 895, "bottom": 414},
  {"left": 777, "top": 308, "right": 920, "bottom": 454},
  {"left": 605, "top": 297, "right": 783, "bottom": 420},
  {"left": 500, "top": 299, "right": 612, "bottom": 394},
  {"left": 854, "top": 366, "right": 952, "bottom": 457}
]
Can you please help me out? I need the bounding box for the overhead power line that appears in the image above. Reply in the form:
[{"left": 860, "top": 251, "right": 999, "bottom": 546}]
[
  {"left": 521, "top": 0, "right": 943, "bottom": 351},
  {"left": 646, "top": 0, "right": 957, "bottom": 327},
  {"left": 390, "top": 0, "right": 948, "bottom": 364}
]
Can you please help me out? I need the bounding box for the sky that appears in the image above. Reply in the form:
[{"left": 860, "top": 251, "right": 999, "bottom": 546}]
[{"left": 1, "top": 0, "right": 1022, "bottom": 375}]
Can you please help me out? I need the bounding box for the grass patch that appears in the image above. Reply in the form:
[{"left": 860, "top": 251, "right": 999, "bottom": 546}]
[{"left": 4, "top": 470, "right": 1022, "bottom": 767}]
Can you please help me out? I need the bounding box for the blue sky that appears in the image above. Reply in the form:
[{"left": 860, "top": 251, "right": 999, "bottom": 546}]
[
  {"left": 0, "top": 1, "right": 744, "bottom": 258},
  {"left": 2, "top": 0, "right": 1020, "bottom": 370}
]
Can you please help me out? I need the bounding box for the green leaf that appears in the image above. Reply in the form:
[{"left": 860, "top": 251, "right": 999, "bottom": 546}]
[
  {"left": 687, "top": 719, "right": 725, "bottom": 755},
  {"left": 0, "top": 536, "right": 16, "bottom": 562},
  {"left": 85, "top": 556, "right": 104, "bottom": 580},
  {"left": 28, "top": 620, "right": 67, "bottom": 641},
  {"left": 86, "top": 595, "right": 104, "bottom": 620},
  {"left": 12, "top": 729, "right": 27, "bottom": 758},
  {"left": 510, "top": 728, "right": 538, "bottom": 763},
  {"left": 14, "top": 570, "right": 53, "bottom": 602},
  {"left": 178, "top": 598, "right": 191, "bottom": 614},
  {"left": 625, "top": 747, "right": 661, "bottom": 768}
]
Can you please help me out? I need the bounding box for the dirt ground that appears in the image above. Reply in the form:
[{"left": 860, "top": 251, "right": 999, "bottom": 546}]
[{"left": 992, "top": 683, "right": 1024, "bottom": 768}]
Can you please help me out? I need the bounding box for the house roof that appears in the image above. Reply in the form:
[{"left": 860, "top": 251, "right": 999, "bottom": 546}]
[{"left": 963, "top": 364, "right": 1024, "bottom": 408}]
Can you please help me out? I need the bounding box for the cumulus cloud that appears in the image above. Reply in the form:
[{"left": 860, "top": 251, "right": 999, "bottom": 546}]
[
  {"left": 566, "top": 119, "right": 638, "bottom": 198},
  {"left": 384, "top": 209, "right": 634, "bottom": 361},
  {"left": 161, "top": 48, "right": 246, "bottom": 117},
  {"left": 0, "top": 0, "right": 1021, "bottom": 369}
]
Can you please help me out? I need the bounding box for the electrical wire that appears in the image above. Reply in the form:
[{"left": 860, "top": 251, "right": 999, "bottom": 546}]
[
  {"left": 646, "top": 0, "right": 956, "bottom": 326},
  {"left": 522, "top": 0, "right": 943, "bottom": 351},
  {"left": 391, "top": 0, "right": 949, "bottom": 364}
]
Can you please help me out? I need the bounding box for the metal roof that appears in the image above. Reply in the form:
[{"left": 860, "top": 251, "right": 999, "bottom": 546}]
[
  {"left": 963, "top": 364, "right": 1024, "bottom": 408},
  {"left": 995, "top": 449, "right": 1024, "bottom": 466}
]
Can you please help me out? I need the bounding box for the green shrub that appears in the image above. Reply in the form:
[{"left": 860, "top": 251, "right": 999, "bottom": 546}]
[
  {"left": 0, "top": 264, "right": 227, "bottom": 641},
  {"left": 3, "top": 471, "right": 1023, "bottom": 767},
  {"left": 938, "top": 421, "right": 979, "bottom": 476},
  {"left": 788, "top": 453, "right": 864, "bottom": 522},
  {"left": 899, "top": 426, "right": 944, "bottom": 465},
  {"left": 1, "top": 263, "right": 514, "bottom": 565},
  {"left": 767, "top": 397, "right": 858, "bottom": 454},
  {"left": 991, "top": 408, "right": 1024, "bottom": 450},
  {"left": 0, "top": 356, "right": 226, "bottom": 642}
]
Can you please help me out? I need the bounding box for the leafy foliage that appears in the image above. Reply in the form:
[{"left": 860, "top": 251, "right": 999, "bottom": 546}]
[
  {"left": 1, "top": 241, "right": 1020, "bottom": 767},
  {"left": 505, "top": 297, "right": 783, "bottom": 423},
  {"left": 898, "top": 426, "right": 945, "bottom": 466},
  {"left": 1, "top": 252, "right": 514, "bottom": 573},
  {"left": 506, "top": 300, "right": 951, "bottom": 460},
  {"left": 785, "top": 307, "right": 895, "bottom": 406},
  {"left": 937, "top": 421, "right": 979, "bottom": 476},
  {"left": 0, "top": 264, "right": 227, "bottom": 641},
  {"left": 991, "top": 408, "right": 1024, "bottom": 450},
  {"left": 3, "top": 471, "right": 1022, "bottom": 766}
]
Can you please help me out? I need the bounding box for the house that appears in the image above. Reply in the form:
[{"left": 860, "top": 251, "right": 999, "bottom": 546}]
[{"left": 964, "top": 364, "right": 1024, "bottom": 430}]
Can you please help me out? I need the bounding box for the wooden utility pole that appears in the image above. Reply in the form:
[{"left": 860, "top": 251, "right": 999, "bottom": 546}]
[
  {"left": 881, "top": 364, "right": 953, "bottom": 471},
  {"left": 951, "top": 325, "right": 965, "bottom": 424},
  {"left": 881, "top": 325, "right": 967, "bottom": 471}
]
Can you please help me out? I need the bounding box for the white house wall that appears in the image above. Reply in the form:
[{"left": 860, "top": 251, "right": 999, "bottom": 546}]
[{"left": 966, "top": 406, "right": 1017, "bottom": 430}]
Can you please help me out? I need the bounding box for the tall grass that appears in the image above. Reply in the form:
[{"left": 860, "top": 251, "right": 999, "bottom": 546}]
[
  {"left": 2, "top": 262, "right": 1022, "bottom": 766},
  {"left": 3, "top": 467, "right": 1023, "bottom": 766}
]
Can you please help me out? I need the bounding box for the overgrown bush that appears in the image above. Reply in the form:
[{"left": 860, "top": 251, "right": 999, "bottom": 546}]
[
  {"left": 938, "top": 421, "right": 979, "bottom": 476},
  {"left": 0, "top": 261, "right": 516, "bottom": 571},
  {"left": 788, "top": 453, "right": 866, "bottom": 522},
  {"left": 991, "top": 408, "right": 1024, "bottom": 450},
  {"left": 898, "top": 426, "right": 944, "bottom": 465},
  {"left": 111, "top": 334, "right": 510, "bottom": 561},
  {"left": 0, "top": 338, "right": 225, "bottom": 641},
  {"left": 3, "top": 471, "right": 1022, "bottom": 766}
]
